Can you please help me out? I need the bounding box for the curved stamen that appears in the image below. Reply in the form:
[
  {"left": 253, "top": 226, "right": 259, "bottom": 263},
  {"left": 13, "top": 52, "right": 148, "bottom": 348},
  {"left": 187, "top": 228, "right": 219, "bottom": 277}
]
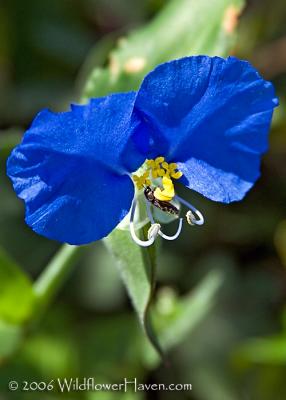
[
  {"left": 145, "top": 198, "right": 183, "bottom": 241},
  {"left": 148, "top": 223, "right": 161, "bottom": 240},
  {"left": 174, "top": 195, "right": 204, "bottom": 226},
  {"left": 129, "top": 197, "right": 157, "bottom": 247}
]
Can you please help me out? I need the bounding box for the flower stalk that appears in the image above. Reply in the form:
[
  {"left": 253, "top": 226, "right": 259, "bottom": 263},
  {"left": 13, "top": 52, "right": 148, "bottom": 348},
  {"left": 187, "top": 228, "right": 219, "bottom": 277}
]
[{"left": 33, "top": 244, "right": 85, "bottom": 318}]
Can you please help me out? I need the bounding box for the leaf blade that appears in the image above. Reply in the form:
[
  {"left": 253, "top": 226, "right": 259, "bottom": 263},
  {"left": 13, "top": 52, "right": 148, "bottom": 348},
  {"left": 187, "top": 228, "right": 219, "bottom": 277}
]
[{"left": 104, "top": 229, "right": 162, "bottom": 355}]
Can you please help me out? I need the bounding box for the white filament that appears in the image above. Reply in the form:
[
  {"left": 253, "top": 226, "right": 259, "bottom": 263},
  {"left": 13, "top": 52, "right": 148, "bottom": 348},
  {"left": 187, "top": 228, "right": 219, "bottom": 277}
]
[
  {"left": 130, "top": 192, "right": 204, "bottom": 247},
  {"left": 145, "top": 198, "right": 183, "bottom": 241},
  {"left": 129, "top": 197, "right": 157, "bottom": 247},
  {"left": 175, "top": 195, "right": 204, "bottom": 226}
]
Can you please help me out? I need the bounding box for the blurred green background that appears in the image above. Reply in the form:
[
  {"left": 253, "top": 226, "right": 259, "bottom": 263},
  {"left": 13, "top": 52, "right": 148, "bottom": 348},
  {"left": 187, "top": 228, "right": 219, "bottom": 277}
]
[{"left": 0, "top": 0, "right": 286, "bottom": 399}]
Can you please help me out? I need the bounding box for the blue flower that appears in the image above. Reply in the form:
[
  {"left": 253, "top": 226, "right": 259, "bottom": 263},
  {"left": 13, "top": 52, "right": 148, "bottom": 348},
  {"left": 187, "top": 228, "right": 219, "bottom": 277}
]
[{"left": 7, "top": 56, "right": 278, "bottom": 246}]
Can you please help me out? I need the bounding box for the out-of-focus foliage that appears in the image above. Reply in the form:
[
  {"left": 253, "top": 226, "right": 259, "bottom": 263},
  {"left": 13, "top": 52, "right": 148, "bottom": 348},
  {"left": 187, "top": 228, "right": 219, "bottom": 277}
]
[
  {"left": 0, "top": 248, "right": 35, "bottom": 324},
  {"left": 82, "top": 0, "right": 244, "bottom": 98},
  {"left": 0, "top": 0, "right": 286, "bottom": 399}
]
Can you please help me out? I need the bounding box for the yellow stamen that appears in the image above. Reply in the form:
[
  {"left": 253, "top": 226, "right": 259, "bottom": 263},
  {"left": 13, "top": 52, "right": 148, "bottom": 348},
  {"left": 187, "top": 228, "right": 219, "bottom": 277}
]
[
  {"left": 133, "top": 172, "right": 150, "bottom": 189},
  {"left": 132, "top": 157, "right": 182, "bottom": 192},
  {"left": 146, "top": 159, "right": 155, "bottom": 168},
  {"left": 157, "top": 168, "right": 165, "bottom": 177},
  {"left": 162, "top": 161, "right": 182, "bottom": 180},
  {"left": 171, "top": 170, "right": 183, "bottom": 179},
  {"left": 155, "top": 156, "right": 165, "bottom": 164},
  {"left": 151, "top": 169, "right": 158, "bottom": 179}
]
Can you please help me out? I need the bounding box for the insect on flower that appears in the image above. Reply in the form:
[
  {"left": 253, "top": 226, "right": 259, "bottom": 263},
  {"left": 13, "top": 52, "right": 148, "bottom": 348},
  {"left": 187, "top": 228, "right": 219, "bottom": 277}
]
[
  {"left": 144, "top": 186, "right": 179, "bottom": 216},
  {"left": 7, "top": 56, "right": 279, "bottom": 246}
]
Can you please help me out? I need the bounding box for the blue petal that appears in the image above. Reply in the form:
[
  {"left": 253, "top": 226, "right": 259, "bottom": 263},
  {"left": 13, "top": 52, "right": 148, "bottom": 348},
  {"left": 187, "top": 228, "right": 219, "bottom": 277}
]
[
  {"left": 19, "top": 92, "right": 147, "bottom": 174},
  {"left": 135, "top": 56, "right": 279, "bottom": 202},
  {"left": 7, "top": 92, "right": 144, "bottom": 244}
]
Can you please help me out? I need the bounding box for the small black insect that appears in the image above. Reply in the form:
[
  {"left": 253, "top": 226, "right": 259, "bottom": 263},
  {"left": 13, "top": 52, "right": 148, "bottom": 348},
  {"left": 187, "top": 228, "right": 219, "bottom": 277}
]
[{"left": 144, "top": 186, "right": 179, "bottom": 216}]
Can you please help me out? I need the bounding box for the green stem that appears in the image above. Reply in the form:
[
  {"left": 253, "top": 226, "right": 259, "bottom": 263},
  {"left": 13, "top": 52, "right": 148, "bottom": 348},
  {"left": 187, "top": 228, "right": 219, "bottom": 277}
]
[{"left": 33, "top": 244, "right": 85, "bottom": 318}]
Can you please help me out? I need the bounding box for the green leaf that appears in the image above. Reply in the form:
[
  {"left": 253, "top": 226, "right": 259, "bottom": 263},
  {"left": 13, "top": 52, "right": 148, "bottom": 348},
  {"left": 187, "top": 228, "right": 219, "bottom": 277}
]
[
  {"left": 104, "top": 229, "right": 162, "bottom": 356},
  {"left": 82, "top": 0, "right": 245, "bottom": 100},
  {"left": 0, "top": 248, "right": 35, "bottom": 324}
]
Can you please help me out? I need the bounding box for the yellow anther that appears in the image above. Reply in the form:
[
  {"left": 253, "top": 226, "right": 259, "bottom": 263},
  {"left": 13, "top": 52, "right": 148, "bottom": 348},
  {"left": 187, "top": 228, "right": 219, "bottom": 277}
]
[
  {"left": 169, "top": 163, "right": 177, "bottom": 170},
  {"left": 154, "top": 176, "right": 175, "bottom": 201},
  {"left": 133, "top": 172, "right": 150, "bottom": 189},
  {"left": 171, "top": 171, "right": 183, "bottom": 179},
  {"left": 148, "top": 157, "right": 166, "bottom": 179},
  {"left": 162, "top": 161, "right": 169, "bottom": 170},
  {"left": 155, "top": 156, "right": 165, "bottom": 164},
  {"left": 157, "top": 168, "right": 165, "bottom": 177},
  {"left": 162, "top": 161, "right": 182, "bottom": 180},
  {"left": 146, "top": 159, "right": 155, "bottom": 167},
  {"left": 151, "top": 169, "right": 158, "bottom": 179}
]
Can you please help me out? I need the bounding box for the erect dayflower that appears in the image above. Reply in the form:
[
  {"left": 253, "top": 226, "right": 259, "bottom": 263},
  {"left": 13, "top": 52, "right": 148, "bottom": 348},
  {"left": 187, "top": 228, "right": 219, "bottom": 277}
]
[{"left": 7, "top": 56, "right": 278, "bottom": 246}]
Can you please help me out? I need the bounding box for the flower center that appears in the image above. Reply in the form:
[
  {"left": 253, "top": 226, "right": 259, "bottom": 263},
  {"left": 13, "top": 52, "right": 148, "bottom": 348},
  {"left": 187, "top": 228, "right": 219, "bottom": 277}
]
[
  {"left": 129, "top": 156, "right": 204, "bottom": 247},
  {"left": 132, "top": 156, "right": 182, "bottom": 199}
]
